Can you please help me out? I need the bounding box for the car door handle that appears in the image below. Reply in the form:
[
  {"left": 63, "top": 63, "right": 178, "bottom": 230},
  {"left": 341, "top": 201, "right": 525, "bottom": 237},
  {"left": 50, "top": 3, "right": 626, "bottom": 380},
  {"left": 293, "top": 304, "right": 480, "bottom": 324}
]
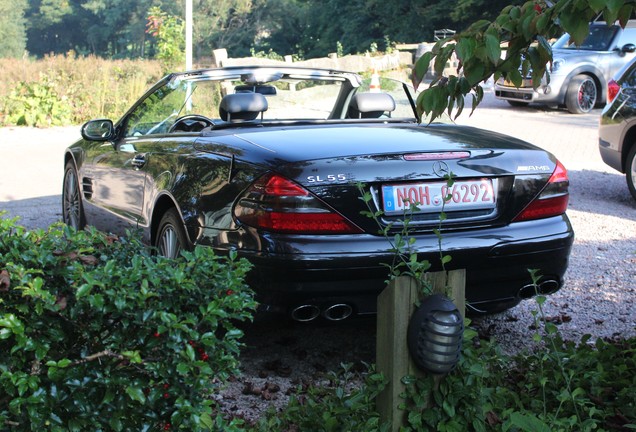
[{"left": 131, "top": 154, "right": 146, "bottom": 168}]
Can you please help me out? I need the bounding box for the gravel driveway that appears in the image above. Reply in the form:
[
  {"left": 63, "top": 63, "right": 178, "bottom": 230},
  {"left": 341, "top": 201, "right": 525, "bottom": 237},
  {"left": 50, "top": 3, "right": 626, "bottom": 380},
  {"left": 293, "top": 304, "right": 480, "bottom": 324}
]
[{"left": 1, "top": 93, "right": 634, "bottom": 421}]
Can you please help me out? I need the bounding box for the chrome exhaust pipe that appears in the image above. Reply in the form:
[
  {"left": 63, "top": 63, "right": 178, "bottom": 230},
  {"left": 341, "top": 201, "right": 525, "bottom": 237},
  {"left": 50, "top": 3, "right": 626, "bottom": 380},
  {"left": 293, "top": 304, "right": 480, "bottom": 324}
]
[
  {"left": 518, "top": 279, "right": 560, "bottom": 299},
  {"left": 518, "top": 284, "right": 537, "bottom": 299},
  {"left": 290, "top": 304, "right": 320, "bottom": 322},
  {"left": 538, "top": 279, "right": 560, "bottom": 295},
  {"left": 322, "top": 303, "right": 353, "bottom": 321}
]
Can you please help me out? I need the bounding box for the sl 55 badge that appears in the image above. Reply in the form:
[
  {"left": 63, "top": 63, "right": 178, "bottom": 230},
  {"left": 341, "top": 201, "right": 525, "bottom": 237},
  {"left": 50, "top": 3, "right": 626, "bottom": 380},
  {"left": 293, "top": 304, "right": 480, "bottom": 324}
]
[{"left": 306, "top": 173, "right": 348, "bottom": 183}]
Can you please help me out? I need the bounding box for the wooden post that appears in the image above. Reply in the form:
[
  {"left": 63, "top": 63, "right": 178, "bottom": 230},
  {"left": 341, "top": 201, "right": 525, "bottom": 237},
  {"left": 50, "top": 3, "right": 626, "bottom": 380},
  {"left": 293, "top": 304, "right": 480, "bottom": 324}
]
[{"left": 376, "top": 269, "right": 466, "bottom": 431}]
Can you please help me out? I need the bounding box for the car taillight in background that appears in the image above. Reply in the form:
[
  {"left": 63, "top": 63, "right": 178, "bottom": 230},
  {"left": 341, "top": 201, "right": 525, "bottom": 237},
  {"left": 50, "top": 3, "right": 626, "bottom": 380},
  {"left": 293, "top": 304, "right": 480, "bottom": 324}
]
[
  {"left": 234, "top": 173, "right": 363, "bottom": 234},
  {"left": 513, "top": 160, "right": 569, "bottom": 222},
  {"left": 607, "top": 79, "right": 620, "bottom": 103}
]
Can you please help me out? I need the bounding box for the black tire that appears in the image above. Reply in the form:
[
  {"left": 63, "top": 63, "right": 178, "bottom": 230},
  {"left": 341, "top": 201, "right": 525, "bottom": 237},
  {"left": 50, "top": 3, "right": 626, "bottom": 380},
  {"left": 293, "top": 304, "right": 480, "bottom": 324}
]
[
  {"left": 62, "top": 161, "right": 85, "bottom": 230},
  {"left": 627, "top": 145, "right": 636, "bottom": 200},
  {"left": 507, "top": 100, "right": 529, "bottom": 107},
  {"left": 565, "top": 74, "right": 597, "bottom": 114},
  {"left": 155, "top": 208, "right": 190, "bottom": 258}
]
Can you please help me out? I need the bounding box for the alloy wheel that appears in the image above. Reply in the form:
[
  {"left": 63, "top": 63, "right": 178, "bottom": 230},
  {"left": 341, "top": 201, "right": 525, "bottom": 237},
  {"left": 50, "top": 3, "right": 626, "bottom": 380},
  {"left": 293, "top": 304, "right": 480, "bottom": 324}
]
[
  {"left": 577, "top": 78, "right": 597, "bottom": 113},
  {"left": 63, "top": 166, "right": 82, "bottom": 229},
  {"left": 158, "top": 224, "right": 181, "bottom": 258}
]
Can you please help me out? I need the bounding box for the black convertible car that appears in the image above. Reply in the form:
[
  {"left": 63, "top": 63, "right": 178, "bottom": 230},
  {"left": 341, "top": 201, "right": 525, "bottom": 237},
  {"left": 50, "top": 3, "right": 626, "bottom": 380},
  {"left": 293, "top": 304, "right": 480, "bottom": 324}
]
[{"left": 63, "top": 66, "right": 574, "bottom": 320}]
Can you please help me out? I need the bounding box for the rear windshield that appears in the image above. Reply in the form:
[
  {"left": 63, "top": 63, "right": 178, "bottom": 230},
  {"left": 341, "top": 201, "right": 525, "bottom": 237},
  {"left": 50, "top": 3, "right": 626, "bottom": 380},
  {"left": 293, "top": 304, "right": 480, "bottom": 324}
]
[{"left": 552, "top": 25, "right": 619, "bottom": 51}]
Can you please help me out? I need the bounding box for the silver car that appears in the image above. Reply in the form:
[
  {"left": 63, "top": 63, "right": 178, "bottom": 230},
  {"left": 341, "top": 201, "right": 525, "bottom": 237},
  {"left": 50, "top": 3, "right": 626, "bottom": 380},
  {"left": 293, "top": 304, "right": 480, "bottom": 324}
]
[{"left": 495, "top": 21, "right": 636, "bottom": 114}]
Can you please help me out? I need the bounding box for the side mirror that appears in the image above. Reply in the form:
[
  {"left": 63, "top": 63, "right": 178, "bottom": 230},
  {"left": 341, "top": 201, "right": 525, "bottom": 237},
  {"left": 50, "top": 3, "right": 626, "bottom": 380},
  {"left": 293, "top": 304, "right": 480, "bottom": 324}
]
[
  {"left": 81, "top": 119, "right": 115, "bottom": 141},
  {"left": 622, "top": 43, "right": 636, "bottom": 54}
]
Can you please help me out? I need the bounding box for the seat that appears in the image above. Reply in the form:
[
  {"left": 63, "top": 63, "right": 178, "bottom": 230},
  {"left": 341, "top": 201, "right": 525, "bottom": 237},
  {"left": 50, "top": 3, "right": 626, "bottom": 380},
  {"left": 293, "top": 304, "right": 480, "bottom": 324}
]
[
  {"left": 347, "top": 92, "right": 396, "bottom": 118},
  {"left": 219, "top": 93, "right": 268, "bottom": 122}
]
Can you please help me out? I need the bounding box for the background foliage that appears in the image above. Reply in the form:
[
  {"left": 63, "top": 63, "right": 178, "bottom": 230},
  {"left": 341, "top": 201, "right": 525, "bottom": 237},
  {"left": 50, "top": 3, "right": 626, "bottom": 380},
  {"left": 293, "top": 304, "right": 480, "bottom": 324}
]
[
  {"left": 0, "top": 0, "right": 522, "bottom": 61},
  {"left": 0, "top": 55, "right": 163, "bottom": 126}
]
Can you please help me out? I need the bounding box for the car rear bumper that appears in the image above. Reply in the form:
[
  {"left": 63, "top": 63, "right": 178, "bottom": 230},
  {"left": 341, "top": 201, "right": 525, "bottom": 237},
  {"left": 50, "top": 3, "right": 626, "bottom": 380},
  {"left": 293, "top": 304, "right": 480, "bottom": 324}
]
[
  {"left": 599, "top": 138, "right": 624, "bottom": 172},
  {"left": 217, "top": 215, "right": 574, "bottom": 317}
]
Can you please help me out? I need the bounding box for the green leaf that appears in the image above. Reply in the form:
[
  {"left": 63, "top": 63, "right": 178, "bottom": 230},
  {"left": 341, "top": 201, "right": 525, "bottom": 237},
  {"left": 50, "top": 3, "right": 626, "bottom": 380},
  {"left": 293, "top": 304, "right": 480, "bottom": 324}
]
[
  {"left": 463, "top": 61, "right": 485, "bottom": 86},
  {"left": 413, "top": 51, "right": 433, "bottom": 88},
  {"left": 606, "top": 0, "right": 625, "bottom": 16},
  {"left": 535, "top": 12, "right": 552, "bottom": 34},
  {"left": 456, "top": 38, "right": 476, "bottom": 62},
  {"left": 199, "top": 412, "right": 214, "bottom": 428},
  {"left": 521, "top": 13, "right": 537, "bottom": 41},
  {"left": 0, "top": 314, "right": 25, "bottom": 335},
  {"left": 57, "top": 358, "right": 72, "bottom": 368},
  {"left": 561, "top": 14, "right": 590, "bottom": 46},
  {"left": 467, "top": 19, "right": 490, "bottom": 32},
  {"left": 535, "top": 36, "right": 553, "bottom": 64},
  {"left": 589, "top": 0, "right": 607, "bottom": 11},
  {"left": 618, "top": 4, "right": 634, "bottom": 27},
  {"left": 125, "top": 386, "right": 146, "bottom": 404},
  {"left": 509, "top": 412, "right": 551, "bottom": 431},
  {"left": 484, "top": 34, "right": 501, "bottom": 64},
  {"left": 122, "top": 350, "right": 142, "bottom": 363},
  {"left": 76, "top": 283, "right": 92, "bottom": 298}
]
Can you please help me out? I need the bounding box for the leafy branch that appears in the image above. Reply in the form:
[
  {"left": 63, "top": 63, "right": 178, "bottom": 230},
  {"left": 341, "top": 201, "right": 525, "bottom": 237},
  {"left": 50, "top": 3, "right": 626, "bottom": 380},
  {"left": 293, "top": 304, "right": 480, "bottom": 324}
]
[{"left": 413, "top": 0, "right": 636, "bottom": 122}]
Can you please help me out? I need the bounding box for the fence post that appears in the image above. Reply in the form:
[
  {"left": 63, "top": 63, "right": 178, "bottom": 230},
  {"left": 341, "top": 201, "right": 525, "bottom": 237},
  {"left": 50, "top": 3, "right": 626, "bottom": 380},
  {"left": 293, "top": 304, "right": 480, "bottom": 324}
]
[{"left": 376, "top": 269, "right": 466, "bottom": 431}]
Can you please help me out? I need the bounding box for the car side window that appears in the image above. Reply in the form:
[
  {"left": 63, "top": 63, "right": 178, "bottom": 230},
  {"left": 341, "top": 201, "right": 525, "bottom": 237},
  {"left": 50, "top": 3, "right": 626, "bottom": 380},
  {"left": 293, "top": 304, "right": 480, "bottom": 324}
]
[
  {"left": 124, "top": 84, "right": 189, "bottom": 137},
  {"left": 616, "top": 28, "right": 636, "bottom": 49},
  {"left": 123, "top": 80, "right": 224, "bottom": 137}
]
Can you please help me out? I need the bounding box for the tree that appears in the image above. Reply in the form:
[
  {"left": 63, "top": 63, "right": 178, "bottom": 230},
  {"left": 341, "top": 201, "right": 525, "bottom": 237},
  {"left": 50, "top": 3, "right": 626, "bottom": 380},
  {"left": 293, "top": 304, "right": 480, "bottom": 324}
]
[
  {"left": 192, "top": 0, "right": 268, "bottom": 58},
  {"left": 146, "top": 6, "right": 185, "bottom": 71},
  {"left": 0, "top": 0, "right": 28, "bottom": 58},
  {"left": 412, "top": 0, "right": 636, "bottom": 122},
  {"left": 256, "top": 0, "right": 523, "bottom": 59},
  {"left": 24, "top": 0, "right": 175, "bottom": 58}
]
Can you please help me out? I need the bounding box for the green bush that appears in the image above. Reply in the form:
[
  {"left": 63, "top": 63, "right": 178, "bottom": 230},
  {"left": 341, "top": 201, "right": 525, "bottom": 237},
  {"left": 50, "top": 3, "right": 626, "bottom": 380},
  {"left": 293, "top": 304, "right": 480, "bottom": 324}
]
[
  {"left": 0, "top": 217, "right": 256, "bottom": 431},
  {"left": 255, "top": 323, "right": 636, "bottom": 432},
  {"left": 4, "top": 76, "right": 73, "bottom": 127},
  {"left": 400, "top": 328, "right": 636, "bottom": 431}
]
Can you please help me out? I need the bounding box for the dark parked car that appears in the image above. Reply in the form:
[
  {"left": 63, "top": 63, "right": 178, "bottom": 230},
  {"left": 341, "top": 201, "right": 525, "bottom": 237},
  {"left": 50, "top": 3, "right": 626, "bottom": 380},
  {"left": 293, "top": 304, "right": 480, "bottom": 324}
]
[
  {"left": 63, "top": 66, "right": 574, "bottom": 320},
  {"left": 495, "top": 21, "right": 636, "bottom": 113},
  {"left": 599, "top": 58, "right": 636, "bottom": 200}
]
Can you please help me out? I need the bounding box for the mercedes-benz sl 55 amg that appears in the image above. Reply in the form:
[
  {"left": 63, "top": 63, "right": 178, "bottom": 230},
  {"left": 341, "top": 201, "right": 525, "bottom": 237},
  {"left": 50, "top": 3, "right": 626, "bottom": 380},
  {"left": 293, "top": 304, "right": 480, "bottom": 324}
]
[{"left": 62, "top": 66, "right": 574, "bottom": 321}]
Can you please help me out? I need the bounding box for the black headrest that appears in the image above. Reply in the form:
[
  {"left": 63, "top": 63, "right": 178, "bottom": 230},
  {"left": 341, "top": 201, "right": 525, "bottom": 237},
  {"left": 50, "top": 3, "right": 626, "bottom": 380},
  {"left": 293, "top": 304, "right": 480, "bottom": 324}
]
[
  {"left": 219, "top": 93, "right": 268, "bottom": 122},
  {"left": 348, "top": 92, "right": 396, "bottom": 118}
]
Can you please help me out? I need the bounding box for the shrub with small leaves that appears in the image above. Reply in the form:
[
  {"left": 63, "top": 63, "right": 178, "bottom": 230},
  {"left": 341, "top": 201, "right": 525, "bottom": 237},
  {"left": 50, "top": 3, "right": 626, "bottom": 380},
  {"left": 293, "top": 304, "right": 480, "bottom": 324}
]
[{"left": 0, "top": 217, "right": 256, "bottom": 431}]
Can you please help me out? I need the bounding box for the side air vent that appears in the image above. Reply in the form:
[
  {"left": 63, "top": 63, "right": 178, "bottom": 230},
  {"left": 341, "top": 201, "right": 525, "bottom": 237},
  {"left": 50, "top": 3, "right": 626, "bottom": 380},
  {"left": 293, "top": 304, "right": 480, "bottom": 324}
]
[{"left": 82, "top": 177, "right": 93, "bottom": 200}]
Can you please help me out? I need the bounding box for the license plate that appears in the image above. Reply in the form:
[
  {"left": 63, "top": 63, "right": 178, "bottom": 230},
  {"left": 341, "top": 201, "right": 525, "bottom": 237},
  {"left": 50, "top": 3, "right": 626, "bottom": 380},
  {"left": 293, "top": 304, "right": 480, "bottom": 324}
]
[
  {"left": 381, "top": 179, "right": 496, "bottom": 215},
  {"left": 503, "top": 78, "right": 532, "bottom": 88}
]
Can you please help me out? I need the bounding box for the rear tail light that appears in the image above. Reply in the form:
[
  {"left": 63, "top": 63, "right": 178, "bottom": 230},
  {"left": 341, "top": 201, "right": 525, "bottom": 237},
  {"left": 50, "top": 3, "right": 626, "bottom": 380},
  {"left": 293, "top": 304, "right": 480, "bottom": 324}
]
[
  {"left": 607, "top": 79, "right": 620, "bottom": 103},
  {"left": 513, "top": 160, "right": 569, "bottom": 222},
  {"left": 234, "top": 173, "right": 363, "bottom": 234}
]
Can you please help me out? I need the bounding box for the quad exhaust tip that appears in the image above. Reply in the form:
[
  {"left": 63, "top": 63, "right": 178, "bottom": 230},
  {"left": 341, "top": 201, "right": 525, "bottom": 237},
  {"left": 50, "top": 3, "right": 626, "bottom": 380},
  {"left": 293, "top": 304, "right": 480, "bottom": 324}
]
[
  {"left": 322, "top": 303, "right": 353, "bottom": 321},
  {"left": 518, "top": 279, "right": 560, "bottom": 299},
  {"left": 290, "top": 303, "right": 353, "bottom": 322},
  {"left": 290, "top": 304, "right": 321, "bottom": 322}
]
